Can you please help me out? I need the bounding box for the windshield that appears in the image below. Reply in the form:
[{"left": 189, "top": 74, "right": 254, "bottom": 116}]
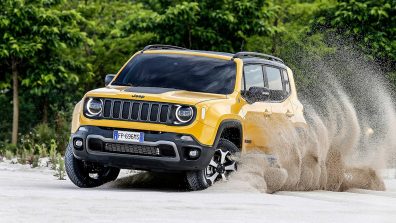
[{"left": 112, "top": 53, "right": 236, "bottom": 94}]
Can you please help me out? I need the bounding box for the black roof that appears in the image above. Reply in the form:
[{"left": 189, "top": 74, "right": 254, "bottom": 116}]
[{"left": 142, "top": 44, "right": 287, "bottom": 67}]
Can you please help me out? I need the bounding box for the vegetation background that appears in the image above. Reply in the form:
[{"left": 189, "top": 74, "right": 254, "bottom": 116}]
[{"left": 0, "top": 0, "right": 395, "bottom": 159}]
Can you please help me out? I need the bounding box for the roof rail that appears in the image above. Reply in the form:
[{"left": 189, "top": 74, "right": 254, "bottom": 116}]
[
  {"left": 142, "top": 44, "right": 188, "bottom": 52},
  {"left": 233, "top": 51, "right": 284, "bottom": 64}
]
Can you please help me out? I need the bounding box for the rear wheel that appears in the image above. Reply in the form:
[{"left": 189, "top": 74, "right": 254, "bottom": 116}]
[
  {"left": 185, "top": 139, "right": 239, "bottom": 191},
  {"left": 65, "top": 143, "right": 120, "bottom": 188}
]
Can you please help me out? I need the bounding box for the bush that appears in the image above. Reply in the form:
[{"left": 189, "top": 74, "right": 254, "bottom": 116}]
[
  {"left": 35, "top": 123, "right": 56, "bottom": 145},
  {"left": 0, "top": 142, "right": 17, "bottom": 157},
  {"left": 54, "top": 154, "right": 66, "bottom": 180},
  {"left": 17, "top": 148, "right": 31, "bottom": 165},
  {"left": 0, "top": 116, "right": 71, "bottom": 169},
  {"left": 54, "top": 110, "right": 71, "bottom": 154},
  {"left": 5, "top": 150, "right": 13, "bottom": 160},
  {"left": 18, "top": 123, "right": 56, "bottom": 157},
  {"left": 49, "top": 139, "right": 58, "bottom": 170}
]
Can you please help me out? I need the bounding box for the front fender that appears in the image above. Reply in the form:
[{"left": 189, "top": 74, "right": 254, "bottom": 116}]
[
  {"left": 71, "top": 100, "right": 83, "bottom": 133},
  {"left": 196, "top": 96, "right": 243, "bottom": 125},
  {"left": 196, "top": 97, "right": 244, "bottom": 146}
]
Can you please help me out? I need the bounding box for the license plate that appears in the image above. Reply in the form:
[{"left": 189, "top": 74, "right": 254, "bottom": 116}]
[{"left": 113, "top": 130, "right": 144, "bottom": 143}]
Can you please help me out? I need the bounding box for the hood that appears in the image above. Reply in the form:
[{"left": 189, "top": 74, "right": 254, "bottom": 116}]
[{"left": 85, "top": 86, "right": 227, "bottom": 105}]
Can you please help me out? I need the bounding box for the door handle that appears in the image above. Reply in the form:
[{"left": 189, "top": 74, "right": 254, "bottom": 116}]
[
  {"left": 285, "top": 110, "right": 294, "bottom": 118},
  {"left": 264, "top": 109, "right": 272, "bottom": 117}
]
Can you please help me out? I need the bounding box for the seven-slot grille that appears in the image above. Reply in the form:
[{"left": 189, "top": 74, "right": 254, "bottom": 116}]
[{"left": 102, "top": 99, "right": 171, "bottom": 123}]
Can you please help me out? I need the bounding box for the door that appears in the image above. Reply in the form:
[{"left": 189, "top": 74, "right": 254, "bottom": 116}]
[
  {"left": 240, "top": 64, "right": 272, "bottom": 153},
  {"left": 264, "top": 66, "right": 294, "bottom": 124}
]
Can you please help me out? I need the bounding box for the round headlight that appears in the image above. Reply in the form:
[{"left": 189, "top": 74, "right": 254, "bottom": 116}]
[
  {"left": 175, "top": 106, "right": 194, "bottom": 123},
  {"left": 86, "top": 98, "right": 102, "bottom": 117}
]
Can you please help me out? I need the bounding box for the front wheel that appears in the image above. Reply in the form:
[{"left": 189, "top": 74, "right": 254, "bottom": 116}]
[
  {"left": 65, "top": 143, "right": 120, "bottom": 188},
  {"left": 185, "top": 139, "right": 239, "bottom": 191}
]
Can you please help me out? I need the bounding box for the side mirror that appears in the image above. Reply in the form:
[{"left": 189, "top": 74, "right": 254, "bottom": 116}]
[
  {"left": 105, "top": 74, "right": 116, "bottom": 86},
  {"left": 244, "top": 86, "right": 270, "bottom": 103}
]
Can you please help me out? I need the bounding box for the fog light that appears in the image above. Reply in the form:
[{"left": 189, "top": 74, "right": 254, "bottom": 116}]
[
  {"left": 180, "top": 135, "right": 193, "bottom": 141},
  {"left": 74, "top": 139, "right": 83, "bottom": 148},
  {"left": 156, "top": 148, "right": 160, "bottom": 156},
  {"left": 188, "top": 149, "right": 200, "bottom": 159}
]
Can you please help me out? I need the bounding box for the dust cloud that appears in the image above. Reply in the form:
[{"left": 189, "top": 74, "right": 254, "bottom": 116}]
[{"left": 222, "top": 48, "right": 395, "bottom": 193}]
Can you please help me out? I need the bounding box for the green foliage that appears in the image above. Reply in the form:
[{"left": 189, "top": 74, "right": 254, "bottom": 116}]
[
  {"left": 5, "top": 150, "right": 14, "bottom": 160},
  {"left": 31, "top": 154, "right": 40, "bottom": 168},
  {"left": 0, "top": 93, "right": 12, "bottom": 142},
  {"left": 54, "top": 109, "right": 72, "bottom": 153},
  {"left": 0, "top": 142, "right": 17, "bottom": 156},
  {"left": 0, "top": 0, "right": 396, "bottom": 160},
  {"left": 35, "top": 124, "right": 56, "bottom": 145},
  {"left": 54, "top": 153, "right": 66, "bottom": 180},
  {"left": 16, "top": 148, "right": 38, "bottom": 167},
  {"left": 17, "top": 149, "right": 27, "bottom": 165},
  {"left": 11, "top": 123, "right": 62, "bottom": 166},
  {"left": 64, "top": 1, "right": 155, "bottom": 88},
  {"left": 313, "top": 0, "right": 396, "bottom": 72},
  {"left": 19, "top": 124, "right": 54, "bottom": 153},
  {"left": 245, "top": 0, "right": 335, "bottom": 91},
  {"left": 0, "top": 0, "right": 89, "bottom": 88},
  {"left": 0, "top": 0, "right": 90, "bottom": 145},
  {"left": 119, "top": 0, "right": 277, "bottom": 51},
  {"left": 49, "top": 139, "right": 58, "bottom": 170}
]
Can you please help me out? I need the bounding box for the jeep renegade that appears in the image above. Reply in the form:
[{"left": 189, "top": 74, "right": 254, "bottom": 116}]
[{"left": 65, "top": 45, "right": 307, "bottom": 190}]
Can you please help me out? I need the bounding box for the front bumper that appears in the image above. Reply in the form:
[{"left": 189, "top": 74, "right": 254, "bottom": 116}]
[{"left": 71, "top": 126, "right": 215, "bottom": 172}]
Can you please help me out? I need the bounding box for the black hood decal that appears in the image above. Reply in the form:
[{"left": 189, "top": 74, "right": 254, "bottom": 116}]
[{"left": 124, "top": 87, "right": 178, "bottom": 94}]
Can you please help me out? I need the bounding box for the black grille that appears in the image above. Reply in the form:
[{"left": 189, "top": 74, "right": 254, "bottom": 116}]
[
  {"left": 105, "top": 143, "right": 160, "bottom": 156},
  {"left": 140, "top": 103, "right": 149, "bottom": 120},
  {"left": 102, "top": 99, "right": 172, "bottom": 124},
  {"left": 104, "top": 100, "right": 111, "bottom": 117},
  {"left": 121, "top": 102, "right": 130, "bottom": 119},
  {"left": 150, "top": 104, "right": 159, "bottom": 121},
  {"left": 113, "top": 101, "right": 121, "bottom": 118},
  {"left": 160, "top": 105, "right": 169, "bottom": 122}
]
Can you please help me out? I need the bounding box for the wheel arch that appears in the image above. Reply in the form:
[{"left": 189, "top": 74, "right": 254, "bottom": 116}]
[{"left": 213, "top": 120, "right": 243, "bottom": 149}]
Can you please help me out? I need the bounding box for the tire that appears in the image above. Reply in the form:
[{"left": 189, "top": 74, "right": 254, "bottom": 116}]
[
  {"left": 185, "top": 139, "right": 239, "bottom": 191},
  {"left": 65, "top": 143, "right": 120, "bottom": 188}
]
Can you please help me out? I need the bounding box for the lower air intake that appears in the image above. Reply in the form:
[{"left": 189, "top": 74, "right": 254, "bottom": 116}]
[
  {"left": 105, "top": 143, "right": 160, "bottom": 156},
  {"left": 103, "top": 142, "right": 176, "bottom": 157}
]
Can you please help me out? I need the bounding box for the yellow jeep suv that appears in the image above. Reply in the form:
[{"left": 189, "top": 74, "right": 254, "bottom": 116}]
[{"left": 65, "top": 45, "right": 306, "bottom": 190}]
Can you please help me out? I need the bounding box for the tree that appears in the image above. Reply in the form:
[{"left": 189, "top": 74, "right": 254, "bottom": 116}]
[
  {"left": 313, "top": 0, "right": 396, "bottom": 74},
  {"left": 64, "top": 1, "right": 155, "bottom": 89},
  {"left": 0, "top": 0, "right": 88, "bottom": 144},
  {"left": 245, "top": 0, "right": 335, "bottom": 91},
  {"left": 120, "top": 0, "right": 277, "bottom": 52}
]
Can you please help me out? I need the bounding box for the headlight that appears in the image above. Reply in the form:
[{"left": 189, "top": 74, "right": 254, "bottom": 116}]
[
  {"left": 175, "top": 106, "right": 194, "bottom": 123},
  {"left": 85, "top": 98, "right": 102, "bottom": 117}
]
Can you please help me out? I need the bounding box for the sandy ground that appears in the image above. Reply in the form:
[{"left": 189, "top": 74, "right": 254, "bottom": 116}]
[{"left": 0, "top": 163, "right": 396, "bottom": 223}]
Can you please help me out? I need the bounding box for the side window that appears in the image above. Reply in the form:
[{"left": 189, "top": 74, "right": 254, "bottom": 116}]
[
  {"left": 282, "top": 69, "right": 291, "bottom": 95},
  {"left": 243, "top": 65, "right": 265, "bottom": 91},
  {"left": 264, "top": 66, "right": 284, "bottom": 101}
]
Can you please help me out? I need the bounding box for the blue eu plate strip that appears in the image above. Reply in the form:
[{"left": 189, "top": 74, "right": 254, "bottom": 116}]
[
  {"left": 113, "top": 130, "right": 119, "bottom": 140},
  {"left": 139, "top": 132, "right": 144, "bottom": 142}
]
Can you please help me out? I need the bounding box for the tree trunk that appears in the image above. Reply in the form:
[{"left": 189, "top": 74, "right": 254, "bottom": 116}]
[
  {"left": 271, "top": 18, "right": 278, "bottom": 54},
  {"left": 11, "top": 59, "right": 19, "bottom": 145},
  {"left": 43, "top": 98, "right": 48, "bottom": 123},
  {"left": 188, "top": 25, "right": 192, "bottom": 49}
]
